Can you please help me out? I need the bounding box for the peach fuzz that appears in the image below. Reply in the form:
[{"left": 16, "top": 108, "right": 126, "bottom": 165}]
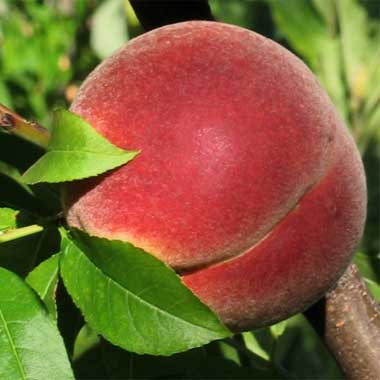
[{"left": 62, "top": 21, "right": 367, "bottom": 330}]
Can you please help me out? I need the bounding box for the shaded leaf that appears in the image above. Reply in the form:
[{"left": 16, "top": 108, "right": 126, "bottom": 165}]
[
  {"left": 0, "top": 230, "right": 43, "bottom": 277},
  {"left": 22, "top": 109, "right": 139, "bottom": 184},
  {"left": 100, "top": 339, "right": 285, "bottom": 380},
  {"left": 56, "top": 279, "right": 85, "bottom": 359},
  {"left": 0, "top": 161, "right": 33, "bottom": 194},
  {"left": 72, "top": 324, "right": 100, "bottom": 361},
  {"left": 270, "top": 320, "right": 287, "bottom": 339},
  {"left": 273, "top": 315, "right": 342, "bottom": 379},
  {"left": 26, "top": 254, "right": 60, "bottom": 319},
  {"left": 72, "top": 340, "right": 107, "bottom": 380},
  {"left": 242, "top": 331, "right": 270, "bottom": 361},
  {"left": 0, "top": 160, "right": 41, "bottom": 212},
  {"left": 0, "top": 161, "right": 61, "bottom": 215},
  {"left": 0, "top": 81, "right": 13, "bottom": 108},
  {"left": 0, "top": 267, "right": 74, "bottom": 380},
  {"left": 0, "top": 133, "right": 44, "bottom": 173},
  {"left": 0, "top": 208, "right": 18, "bottom": 230},
  {"left": 60, "top": 230, "right": 231, "bottom": 356},
  {"left": 269, "top": 0, "right": 348, "bottom": 120},
  {"left": 336, "top": 0, "right": 371, "bottom": 96},
  {"left": 0, "top": 225, "right": 60, "bottom": 278}
]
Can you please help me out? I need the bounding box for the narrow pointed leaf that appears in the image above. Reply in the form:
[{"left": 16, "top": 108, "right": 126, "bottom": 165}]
[
  {"left": 60, "top": 230, "right": 231, "bottom": 356},
  {"left": 0, "top": 267, "right": 74, "bottom": 380},
  {"left": 0, "top": 162, "right": 33, "bottom": 194},
  {"left": 26, "top": 254, "right": 60, "bottom": 319},
  {"left": 22, "top": 109, "right": 139, "bottom": 184}
]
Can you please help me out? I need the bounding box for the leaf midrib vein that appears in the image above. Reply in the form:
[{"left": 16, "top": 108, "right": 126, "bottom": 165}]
[
  {"left": 47, "top": 149, "right": 128, "bottom": 157},
  {"left": 0, "top": 308, "right": 27, "bottom": 380}
]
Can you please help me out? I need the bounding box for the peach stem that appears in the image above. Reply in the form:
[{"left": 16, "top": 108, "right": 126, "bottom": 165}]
[
  {"left": 305, "top": 263, "right": 380, "bottom": 380},
  {"left": 0, "top": 103, "right": 51, "bottom": 149}
]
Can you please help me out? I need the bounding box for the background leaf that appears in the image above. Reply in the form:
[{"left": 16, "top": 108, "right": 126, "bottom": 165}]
[
  {"left": 0, "top": 267, "right": 74, "bottom": 380},
  {"left": 60, "top": 230, "right": 231, "bottom": 356},
  {"left": 90, "top": 0, "right": 129, "bottom": 59},
  {"left": 270, "top": 320, "right": 287, "bottom": 339},
  {"left": 336, "top": 0, "right": 370, "bottom": 96},
  {"left": 0, "top": 225, "right": 60, "bottom": 278},
  {"left": 364, "top": 278, "right": 380, "bottom": 302},
  {"left": 0, "top": 208, "right": 18, "bottom": 230},
  {"left": 26, "top": 253, "right": 60, "bottom": 319},
  {"left": 269, "top": 0, "right": 348, "bottom": 120},
  {"left": 242, "top": 331, "right": 270, "bottom": 361},
  {"left": 22, "top": 109, "right": 139, "bottom": 184},
  {"left": 0, "top": 229, "right": 43, "bottom": 277}
]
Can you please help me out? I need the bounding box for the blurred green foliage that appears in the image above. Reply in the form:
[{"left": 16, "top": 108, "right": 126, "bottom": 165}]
[{"left": 0, "top": 1, "right": 379, "bottom": 379}]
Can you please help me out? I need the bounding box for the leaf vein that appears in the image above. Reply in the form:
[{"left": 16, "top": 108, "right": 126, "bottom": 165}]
[
  {"left": 81, "top": 249, "right": 223, "bottom": 336},
  {"left": 0, "top": 308, "right": 27, "bottom": 380}
]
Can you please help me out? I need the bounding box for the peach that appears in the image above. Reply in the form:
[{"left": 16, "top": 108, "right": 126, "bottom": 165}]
[{"left": 62, "top": 21, "right": 366, "bottom": 331}]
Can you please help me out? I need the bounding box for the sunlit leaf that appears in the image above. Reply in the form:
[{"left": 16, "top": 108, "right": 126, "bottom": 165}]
[
  {"left": 60, "top": 230, "right": 231, "bottom": 355},
  {"left": 0, "top": 267, "right": 74, "bottom": 380},
  {"left": 22, "top": 109, "right": 139, "bottom": 184}
]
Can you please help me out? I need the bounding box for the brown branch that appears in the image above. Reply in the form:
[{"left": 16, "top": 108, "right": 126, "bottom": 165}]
[
  {"left": 0, "top": 103, "right": 50, "bottom": 149},
  {"left": 129, "top": 0, "right": 214, "bottom": 31},
  {"left": 305, "top": 263, "right": 380, "bottom": 380}
]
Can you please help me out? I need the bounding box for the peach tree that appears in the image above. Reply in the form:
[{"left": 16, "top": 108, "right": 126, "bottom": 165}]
[{"left": 0, "top": 1, "right": 379, "bottom": 380}]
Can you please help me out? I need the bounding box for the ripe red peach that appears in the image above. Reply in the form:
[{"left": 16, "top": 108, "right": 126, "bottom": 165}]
[{"left": 62, "top": 21, "right": 367, "bottom": 331}]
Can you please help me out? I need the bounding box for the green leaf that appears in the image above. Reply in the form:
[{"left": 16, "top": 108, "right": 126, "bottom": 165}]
[
  {"left": 22, "top": 109, "right": 139, "bottom": 184},
  {"left": 218, "top": 341, "right": 241, "bottom": 365},
  {"left": 0, "top": 267, "right": 74, "bottom": 380},
  {"left": 312, "top": 0, "right": 336, "bottom": 29},
  {"left": 99, "top": 340, "right": 285, "bottom": 380},
  {"left": 354, "top": 251, "right": 378, "bottom": 281},
  {"left": 0, "top": 80, "right": 13, "bottom": 109},
  {"left": 26, "top": 254, "right": 60, "bottom": 319},
  {"left": 270, "top": 320, "right": 287, "bottom": 339},
  {"left": 60, "top": 230, "right": 231, "bottom": 356},
  {"left": 270, "top": 0, "right": 348, "bottom": 121},
  {"left": 0, "top": 208, "right": 18, "bottom": 230},
  {"left": 0, "top": 229, "right": 43, "bottom": 278},
  {"left": 336, "top": 0, "right": 371, "bottom": 96},
  {"left": 0, "top": 225, "right": 60, "bottom": 278},
  {"left": 272, "top": 315, "right": 341, "bottom": 378},
  {"left": 0, "top": 161, "right": 33, "bottom": 195},
  {"left": 364, "top": 278, "right": 380, "bottom": 302},
  {"left": 270, "top": 0, "right": 327, "bottom": 67},
  {"left": 90, "top": 0, "right": 128, "bottom": 59},
  {"left": 242, "top": 331, "right": 270, "bottom": 361},
  {"left": 72, "top": 324, "right": 100, "bottom": 361}
]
